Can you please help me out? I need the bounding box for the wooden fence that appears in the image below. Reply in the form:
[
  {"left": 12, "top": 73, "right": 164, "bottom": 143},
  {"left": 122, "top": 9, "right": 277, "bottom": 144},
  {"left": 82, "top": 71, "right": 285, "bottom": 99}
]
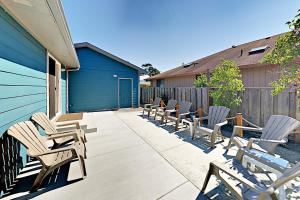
[{"left": 140, "top": 87, "right": 298, "bottom": 127}]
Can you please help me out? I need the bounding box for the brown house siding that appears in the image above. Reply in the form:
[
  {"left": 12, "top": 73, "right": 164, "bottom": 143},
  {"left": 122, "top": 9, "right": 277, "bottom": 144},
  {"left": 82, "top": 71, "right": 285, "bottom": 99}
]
[
  {"left": 241, "top": 65, "right": 279, "bottom": 87},
  {"left": 164, "top": 76, "right": 196, "bottom": 87},
  {"left": 150, "top": 65, "right": 280, "bottom": 88}
]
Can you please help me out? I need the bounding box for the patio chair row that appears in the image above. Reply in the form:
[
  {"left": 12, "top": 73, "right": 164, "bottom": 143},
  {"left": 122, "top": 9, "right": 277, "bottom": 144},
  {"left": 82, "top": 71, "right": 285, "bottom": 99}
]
[
  {"left": 7, "top": 112, "right": 87, "bottom": 192},
  {"left": 143, "top": 97, "right": 300, "bottom": 199}
]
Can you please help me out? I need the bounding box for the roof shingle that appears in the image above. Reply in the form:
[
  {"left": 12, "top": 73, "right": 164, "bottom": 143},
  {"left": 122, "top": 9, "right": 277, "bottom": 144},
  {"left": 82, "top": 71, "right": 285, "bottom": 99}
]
[{"left": 147, "top": 33, "right": 285, "bottom": 80}]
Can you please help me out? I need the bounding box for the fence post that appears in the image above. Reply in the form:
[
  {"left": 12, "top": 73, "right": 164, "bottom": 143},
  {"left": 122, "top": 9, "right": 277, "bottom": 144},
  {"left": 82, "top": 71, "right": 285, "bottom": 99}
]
[
  {"left": 160, "top": 100, "right": 165, "bottom": 107},
  {"left": 236, "top": 113, "right": 243, "bottom": 137},
  {"left": 197, "top": 107, "right": 204, "bottom": 125}
]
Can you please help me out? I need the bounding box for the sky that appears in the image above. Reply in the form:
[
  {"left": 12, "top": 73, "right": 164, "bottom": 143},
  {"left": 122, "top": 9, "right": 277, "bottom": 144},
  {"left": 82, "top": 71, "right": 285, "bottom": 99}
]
[{"left": 62, "top": 0, "right": 300, "bottom": 72}]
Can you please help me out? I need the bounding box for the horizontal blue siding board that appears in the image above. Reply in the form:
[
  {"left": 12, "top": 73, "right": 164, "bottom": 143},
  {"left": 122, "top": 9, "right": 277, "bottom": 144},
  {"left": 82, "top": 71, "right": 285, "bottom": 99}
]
[
  {"left": 0, "top": 85, "right": 46, "bottom": 99},
  {"left": 0, "top": 5, "right": 47, "bottom": 166},
  {"left": 69, "top": 47, "right": 139, "bottom": 112},
  {"left": 0, "top": 7, "right": 45, "bottom": 72}
]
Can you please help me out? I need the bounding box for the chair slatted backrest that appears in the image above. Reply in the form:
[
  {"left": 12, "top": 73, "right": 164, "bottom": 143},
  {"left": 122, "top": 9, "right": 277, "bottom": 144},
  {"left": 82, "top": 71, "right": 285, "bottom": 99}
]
[
  {"left": 178, "top": 101, "right": 192, "bottom": 115},
  {"left": 7, "top": 121, "right": 48, "bottom": 157},
  {"left": 165, "top": 99, "right": 177, "bottom": 110},
  {"left": 207, "top": 106, "right": 230, "bottom": 129},
  {"left": 270, "top": 161, "right": 300, "bottom": 192},
  {"left": 153, "top": 97, "right": 161, "bottom": 106},
  {"left": 259, "top": 115, "right": 300, "bottom": 153},
  {"left": 31, "top": 112, "right": 57, "bottom": 134}
]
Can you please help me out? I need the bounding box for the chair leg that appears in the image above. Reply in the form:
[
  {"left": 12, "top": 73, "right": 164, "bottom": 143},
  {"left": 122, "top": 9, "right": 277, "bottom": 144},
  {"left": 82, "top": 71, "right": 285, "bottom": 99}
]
[
  {"left": 226, "top": 138, "right": 233, "bottom": 151},
  {"left": 236, "top": 148, "right": 245, "bottom": 161},
  {"left": 160, "top": 116, "right": 164, "bottom": 124},
  {"left": 189, "top": 124, "right": 193, "bottom": 137},
  {"left": 147, "top": 110, "right": 150, "bottom": 117},
  {"left": 78, "top": 155, "right": 87, "bottom": 178},
  {"left": 210, "top": 133, "right": 216, "bottom": 148},
  {"left": 201, "top": 163, "right": 214, "bottom": 193},
  {"left": 142, "top": 109, "right": 145, "bottom": 118},
  {"left": 175, "top": 120, "right": 179, "bottom": 131},
  {"left": 30, "top": 166, "right": 50, "bottom": 192}
]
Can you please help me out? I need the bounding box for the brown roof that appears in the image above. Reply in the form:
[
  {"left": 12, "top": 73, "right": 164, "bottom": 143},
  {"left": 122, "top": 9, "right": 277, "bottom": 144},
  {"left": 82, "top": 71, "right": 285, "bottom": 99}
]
[{"left": 147, "top": 33, "right": 285, "bottom": 80}]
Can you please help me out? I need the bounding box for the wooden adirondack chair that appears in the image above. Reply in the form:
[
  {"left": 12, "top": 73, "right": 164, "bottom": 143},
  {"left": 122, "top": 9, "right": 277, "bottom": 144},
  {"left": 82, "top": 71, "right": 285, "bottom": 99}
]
[
  {"left": 31, "top": 112, "right": 87, "bottom": 148},
  {"left": 192, "top": 106, "right": 230, "bottom": 148},
  {"left": 7, "top": 121, "right": 87, "bottom": 191},
  {"left": 201, "top": 159, "right": 300, "bottom": 200},
  {"left": 165, "top": 101, "right": 192, "bottom": 131},
  {"left": 227, "top": 115, "right": 300, "bottom": 158},
  {"left": 142, "top": 97, "right": 161, "bottom": 117},
  {"left": 154, "top": 99, "right": 177, "bottom": 123}
]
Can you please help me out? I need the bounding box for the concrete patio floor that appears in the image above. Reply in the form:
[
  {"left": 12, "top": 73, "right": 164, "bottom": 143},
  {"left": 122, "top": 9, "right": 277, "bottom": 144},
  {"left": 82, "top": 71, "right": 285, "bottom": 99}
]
[{"left": 3, "top": 109, "right": 253, "bottom": 200}]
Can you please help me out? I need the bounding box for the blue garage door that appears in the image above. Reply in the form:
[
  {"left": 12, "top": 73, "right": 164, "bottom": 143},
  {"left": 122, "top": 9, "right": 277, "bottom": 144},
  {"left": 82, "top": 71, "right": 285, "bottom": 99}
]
[{"left": 119, "top": 79, "right": 132, "bottom": 108}]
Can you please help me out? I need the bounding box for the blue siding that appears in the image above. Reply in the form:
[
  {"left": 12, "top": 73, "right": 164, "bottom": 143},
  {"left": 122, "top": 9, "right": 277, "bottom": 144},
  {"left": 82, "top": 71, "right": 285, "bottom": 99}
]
[
  {"left": 0, "top": 6, "right": 47, "bottom": 164},
  {"left": 69, "top": 48, "right": 139, "bottom": 112},
  {"left": 61, "top": 70, "right": 67, "bottom": 114}
]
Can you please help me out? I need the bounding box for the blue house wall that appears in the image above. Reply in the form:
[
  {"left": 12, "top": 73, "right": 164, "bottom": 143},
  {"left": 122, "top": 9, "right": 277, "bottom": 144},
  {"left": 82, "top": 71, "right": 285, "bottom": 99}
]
[
  {"left": 69, "top": 47, "right": 139, "bottom": 112},
  {"left": 0, "top": 6, "right": 47, "bottom": 165},
  {"left": 0, "top": 6, "right": 68, "bottom": 165}
]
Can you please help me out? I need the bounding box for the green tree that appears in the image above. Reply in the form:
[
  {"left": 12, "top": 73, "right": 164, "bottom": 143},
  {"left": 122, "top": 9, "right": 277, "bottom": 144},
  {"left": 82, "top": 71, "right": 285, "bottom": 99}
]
[
  {"left": 262, "top": 9, "right": 300, "bottom": 95},
  {"left": 142, "top": 63, "right": 160, "bottom": 77},
  {"left": 209, "top": 60, "right": 244, "bottom": 108},
  {"left": 194, "top": 74, "right": 208, "bottom": 87}
]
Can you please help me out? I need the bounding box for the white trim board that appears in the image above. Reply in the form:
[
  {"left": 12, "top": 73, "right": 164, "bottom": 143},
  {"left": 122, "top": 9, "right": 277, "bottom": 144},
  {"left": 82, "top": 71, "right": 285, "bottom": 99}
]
[{"left": 47, "top": 53, "right": 62, "bottom": 119}]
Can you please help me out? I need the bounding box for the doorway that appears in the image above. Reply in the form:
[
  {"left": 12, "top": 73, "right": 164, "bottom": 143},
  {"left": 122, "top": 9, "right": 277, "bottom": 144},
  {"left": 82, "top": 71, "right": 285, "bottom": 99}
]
[
  {"left": 119, "top": 78, "right": 133, "bottom": 108},
  {"left": 48, "top": 56, "right": 61, "bottom": 119}
]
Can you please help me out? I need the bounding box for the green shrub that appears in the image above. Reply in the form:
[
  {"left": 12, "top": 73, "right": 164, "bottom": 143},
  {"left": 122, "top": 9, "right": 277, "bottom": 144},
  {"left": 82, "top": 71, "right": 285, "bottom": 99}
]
[
  {"left": 194, "top": 74, "right": 208, "bottom": 87},
  {"left": 209, "top": 60, "right": 244, "bottom": 108}
]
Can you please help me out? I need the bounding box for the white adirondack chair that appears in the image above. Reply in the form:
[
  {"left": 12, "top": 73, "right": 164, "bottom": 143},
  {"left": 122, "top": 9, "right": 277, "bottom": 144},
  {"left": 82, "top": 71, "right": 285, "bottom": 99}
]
[
  {"left": 142, "top": 97, "right": 161, "bottom": 117},
  {"left": 192, "top": 106, "right": 230, "bottom": 148},
  {"left": 165, "top": 101, "right": 192, "bottom": 131},
  {"left": 154, "top": 99, "right": 177, "bottom": 123},
  {"left": 227, "top": 115, "right": 300, "bottom": 158},
  {"left": 201, "top": 159, "right": 300, "bottom": 200}
]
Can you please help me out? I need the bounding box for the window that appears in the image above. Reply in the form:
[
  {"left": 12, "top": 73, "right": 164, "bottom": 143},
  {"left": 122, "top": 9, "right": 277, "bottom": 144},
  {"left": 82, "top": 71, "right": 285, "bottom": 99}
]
[
  {"left": 156, "top": 79, "right": 164, "bottom": 88},
  {"left": 248, "top": 46, "right": 268, "bottom": 55}
]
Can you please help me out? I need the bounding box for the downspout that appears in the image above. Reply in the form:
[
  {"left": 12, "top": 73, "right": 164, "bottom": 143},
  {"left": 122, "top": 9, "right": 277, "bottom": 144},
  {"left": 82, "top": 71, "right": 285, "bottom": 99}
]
[{"left": 66, "top": 66, "right": 69, "bottom": 113}]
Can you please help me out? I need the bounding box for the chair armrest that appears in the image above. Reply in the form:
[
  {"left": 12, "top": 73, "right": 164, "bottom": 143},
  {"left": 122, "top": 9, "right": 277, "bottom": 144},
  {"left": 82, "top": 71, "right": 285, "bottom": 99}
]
[
  {"left": 216, "top": 120, "right": 228, "bottom": 127},
  {"left": 212, "top": 121, "right": 228, "bottom": 133},
  {"left": 151, "top": 105, "right": 159, "bottom": 109},
  {"left": 52, "top": 129, "right": 79, "bottom": 135},
  {"left": 55, "top": 121, "right": 80, "bottom": 129},
  {"left": 234, "top": 126, "right": 263, "bottom": 132},
  {"left": 193, "top": 116, "right": 209, "bottom": 125},
  {"left": 231, "top": 126, "right": 263, "bottom": 139},
  {"left": 144, "top": 104, "right": 152, "bottom": 108},
  {"left": 166, "top": 109, "right": 176, "bottom": 116},
  {"left": 247, "top": 138, "right": 287, "bottom": 149},
  {"left": 47, "top": 132, "right": 79, "bottom": 141},
  {"left": 193, "top": 116, "right": 209, "bottom": 122},
  {"left": 179, "top": 112, "right": 190, "bottom": 116},
  {"left": 211, "top": 161, "right": 265, "bottom": 192},
  {"left": 31, "top": 146, "right": 75, "bottom": 157}
]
